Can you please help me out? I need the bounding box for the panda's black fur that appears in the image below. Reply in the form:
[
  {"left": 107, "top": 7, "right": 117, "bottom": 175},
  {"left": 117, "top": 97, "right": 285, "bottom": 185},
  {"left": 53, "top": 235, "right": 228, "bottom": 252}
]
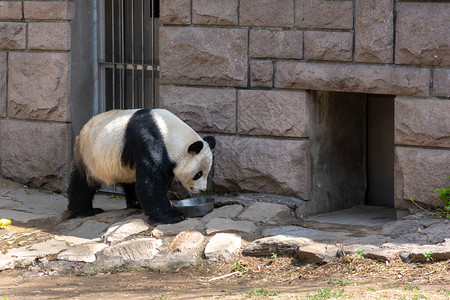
[{"left": 63, "top": 109, "right": 215, "bottom": 225}]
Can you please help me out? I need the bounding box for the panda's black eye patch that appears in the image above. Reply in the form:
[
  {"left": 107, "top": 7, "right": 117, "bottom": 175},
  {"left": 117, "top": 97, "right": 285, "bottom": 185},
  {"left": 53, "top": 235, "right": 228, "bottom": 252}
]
[{"left": 193, "top": 171, "right": 203, "bottom": 181}]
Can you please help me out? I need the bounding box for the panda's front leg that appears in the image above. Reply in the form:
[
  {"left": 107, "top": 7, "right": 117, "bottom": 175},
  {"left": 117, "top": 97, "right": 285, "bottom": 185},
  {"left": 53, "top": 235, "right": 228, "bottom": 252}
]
[{"left": 135, "top": 161, "right": 185, "bottom": 225}]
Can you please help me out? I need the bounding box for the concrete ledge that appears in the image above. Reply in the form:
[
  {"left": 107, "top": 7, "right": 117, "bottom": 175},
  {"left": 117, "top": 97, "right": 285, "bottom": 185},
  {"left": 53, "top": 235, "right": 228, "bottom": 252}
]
[{"left": 275, "top": 61, "right": 430, "bottom": 97}]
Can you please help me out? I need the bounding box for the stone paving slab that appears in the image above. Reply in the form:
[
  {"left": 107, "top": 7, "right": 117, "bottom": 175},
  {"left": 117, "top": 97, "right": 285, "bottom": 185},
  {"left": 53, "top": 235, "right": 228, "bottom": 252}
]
[
  {"left": 1, "top": 184, "right": 450, "bottom": 273},
  {"left": 308, "top": 205, "right": 397, "bottom": 227}
]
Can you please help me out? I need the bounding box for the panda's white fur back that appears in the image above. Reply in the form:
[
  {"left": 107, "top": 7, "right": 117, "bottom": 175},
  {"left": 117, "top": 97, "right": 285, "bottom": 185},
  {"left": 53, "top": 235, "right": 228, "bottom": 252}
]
[
  {"left": 78, "top": 109, "right": 138, "bottom": 185},
  {"left": 77, "top": 109, "right": 207, "bottom": 187}
]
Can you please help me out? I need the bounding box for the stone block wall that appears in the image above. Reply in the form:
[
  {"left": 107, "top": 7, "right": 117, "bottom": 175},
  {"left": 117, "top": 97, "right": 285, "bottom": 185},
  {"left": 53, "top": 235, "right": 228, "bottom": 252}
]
[
  {"left": 160, "top": 0, "right": 450, "bottom": 214},
  {"left": 0, "top": 0, "right": 448, "bottom": 215},
  {"left": 0, "top": 1, "right": 74, "bottom": 191}
]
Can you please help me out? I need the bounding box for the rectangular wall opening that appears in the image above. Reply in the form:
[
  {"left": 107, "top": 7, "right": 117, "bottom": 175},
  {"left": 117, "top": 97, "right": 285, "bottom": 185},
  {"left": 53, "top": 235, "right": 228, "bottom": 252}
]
[
  {"left": 307, "top": 91, "right": 394, "bottom": 215},
  {"left": 366, "top": 95, "right": 394, "bottom": 207}
]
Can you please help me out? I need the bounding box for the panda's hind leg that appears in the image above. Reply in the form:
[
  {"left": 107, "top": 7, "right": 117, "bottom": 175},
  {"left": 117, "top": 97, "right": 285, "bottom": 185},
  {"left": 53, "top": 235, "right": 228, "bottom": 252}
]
[
  {"left": 121, "top": 183, "right": 141, "bottom": 209},
  {"left": 62, "top": 163, "right": 103, "bottom": 220}
]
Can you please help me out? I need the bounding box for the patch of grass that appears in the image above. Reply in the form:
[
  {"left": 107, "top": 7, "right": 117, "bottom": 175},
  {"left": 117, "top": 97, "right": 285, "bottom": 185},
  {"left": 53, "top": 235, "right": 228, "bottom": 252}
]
[
  {"left": 306, "top": 288, "right": 348, "bottom": 299},
  {"left": 327, "top": 279, "right": 350, "bottom": 286},
  {"left": 412, "top": 295, "right": 427, "bottom": 300},
  {"left": 438, "top": 288, "right": 450, "bottom": 296},
  {"left": 367, "top": 287, "right": 376, "bottom": 292},
  {"left": 404, "top": 285, "right": 421, "bottom": 291},
  {"left": 246, "top": 288, "right": 282, "bottom": 297}
]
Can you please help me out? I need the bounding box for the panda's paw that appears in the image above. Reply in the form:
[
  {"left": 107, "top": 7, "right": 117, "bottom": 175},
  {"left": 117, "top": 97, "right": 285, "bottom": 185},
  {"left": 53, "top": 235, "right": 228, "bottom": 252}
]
[
  {"left": 78, "top": 207, "right": 105, "bottom": 217},
  {"left": 61, "top": 208, "right": 104, "bottom": 220},
  {"left": 148, "top": 210, "right": 185, "bottom": 225},
  {"left": 126, "top": 200, "right": 141, "bottom": 209}
]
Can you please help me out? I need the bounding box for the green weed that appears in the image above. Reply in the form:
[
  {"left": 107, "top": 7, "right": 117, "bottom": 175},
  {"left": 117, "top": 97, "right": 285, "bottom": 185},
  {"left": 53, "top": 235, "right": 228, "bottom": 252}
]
[
  {"left": 232, "top": 262, "right": 247, "bottom": 276},
  {"left": 423, "top": 251, "right": 434, "bottom": 262},
  {"left": 438, "top": 288, "right": 450, "bottom": 296},
  {"left": 327, "top": 279, "right": 350, "bottom": 286},
  {"left": 404, "top": 285, "right": 421, "bottom": 291},
  {"left": 435, "top": 176, "right": 450, "bottom": 219},
  {"left": 356, "top": 248, "right": 365, "bottom": 258},
  {"left": 306, "top": 288, "right": 347, "bottom": 299},
  {"left": 246, "top": 288, "right": 282, "bottom": 297}
]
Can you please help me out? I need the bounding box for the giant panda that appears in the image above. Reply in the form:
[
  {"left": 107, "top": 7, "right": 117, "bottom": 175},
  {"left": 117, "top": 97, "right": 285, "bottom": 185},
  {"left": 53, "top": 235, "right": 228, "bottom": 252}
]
[{"left": 62, "top": 108, "right": 216, "bottom": 224}]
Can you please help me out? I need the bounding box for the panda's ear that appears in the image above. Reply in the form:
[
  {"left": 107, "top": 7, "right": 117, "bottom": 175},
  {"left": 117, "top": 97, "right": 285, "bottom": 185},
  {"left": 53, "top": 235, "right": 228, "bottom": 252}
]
[
  {"left": 203, "top": 136, "right": 216, "bottom": 150},
  {"left": 188, "top": 141, "right": 204, "bottom": 155}
]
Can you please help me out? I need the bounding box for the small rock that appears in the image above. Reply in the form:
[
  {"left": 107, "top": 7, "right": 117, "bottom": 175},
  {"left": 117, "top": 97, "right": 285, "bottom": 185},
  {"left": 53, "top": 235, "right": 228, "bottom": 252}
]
[
  {"left": 201, "top": 204, "right": 244, "bottom": 223},
  {"left": 100, "top": 238, "right": 162, "bottom": 261},
  {"left": 364, "top": 249, "right": 399, "bottom": 262},
  {"left": 262, "top": 226, "right": 340, "bottom": 238},
  {"left": 297, "top": 244, "right": 338, "bottom": 264},
  {"left": 168, "top": 231, "right": 205, "bottom": 253},
  {"left": 57, "top": 242, "right": 108, "bottom": 263},
  {"left": 206, "top": 218, "right": 257, "bottom": 235},
  {"left": 7, "top": 239, "right": 68, "bottom": 266},
  {"left": 151, "top": 219, "right": 204, "bottom": 238},
  {"left": 399, "top": 244, "right": 450, "bottom": 263},
  {"left": 64, "top": 220, "right": 110, "bottom": 239},
  {"left": 0, "top": 254, "right": 15, "bottom": 271},
  {"left": 238, "top": 202, "right": 291, "bottom": 222},
  {"left": 53, "top": 235, "right": 92, "bottom": 246},
  {"left": 101, "top": 219, "right": 151, "bottom": 243},
  {"left": 339, "top": 235, "right": 386, "bottom": 255},
  {"left": 243, "top": 235, "right": 312, "bottom": 256},
  {"left": 421, "top": 221, "right": 450, "bottom": 244},
  {"left": 204, "top": 233, "right": 242, "bottom": 262}
]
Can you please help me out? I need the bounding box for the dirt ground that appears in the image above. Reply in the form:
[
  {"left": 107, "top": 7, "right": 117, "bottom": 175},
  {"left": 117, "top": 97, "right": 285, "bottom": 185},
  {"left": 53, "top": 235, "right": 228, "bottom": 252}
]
[{"left": 1, "top": 254, "right": 449, "bottom": 299}]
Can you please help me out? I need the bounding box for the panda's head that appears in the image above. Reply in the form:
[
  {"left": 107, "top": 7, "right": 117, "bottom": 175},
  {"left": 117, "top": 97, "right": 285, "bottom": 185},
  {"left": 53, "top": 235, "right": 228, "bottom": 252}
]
[{"left": 174, "top": 136, "right": 216, "bottom": 194}]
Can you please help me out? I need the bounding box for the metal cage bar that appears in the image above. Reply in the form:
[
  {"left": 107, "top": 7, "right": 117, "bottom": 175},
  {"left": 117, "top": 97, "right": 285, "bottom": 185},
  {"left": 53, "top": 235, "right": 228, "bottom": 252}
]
[
  {"left": 98, "top": 0, "right": 160, "bottom": 192},
  {"left": 99, "top": 0, "right": 159, "bottom": 113}
]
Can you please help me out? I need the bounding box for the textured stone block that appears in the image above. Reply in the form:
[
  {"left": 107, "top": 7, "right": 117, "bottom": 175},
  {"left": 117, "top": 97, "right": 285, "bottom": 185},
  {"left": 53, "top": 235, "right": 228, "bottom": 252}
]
[
  {"left": 250, "top": 60, "right": 273, "bottom": 88},
  {"left": 355, "top": 0, "right": 394, "bottom": 63},
  {"left": 214, "top": 136, "right": 310, "bottom": 199},
  {"left": 238, "top": 90, "right": 309, "bottom": 137},
  {"left": 0, "top": 1, "right": 22, "bottom": 20},
  {"left": 296, "top": 0, "right": 353, "bottom": 29},
  {"left": 28, "top": 22, "right": 71, "bottom": 50},
  {"left": 0, "top": 22, "right": 25, "bottom": 50},
  {"left": 395, "top": 98, "right": 450, "bottom": 148},
  {"left": 304, "top": 31, "right": 352, "bottom": 62},
  {"left": 396, "top": 2, "right": 450, "bottom": 67},
  {"left": 160, "top": 0, "right": 190, "bottom": 25},
  {"left": 433, "top": 69, "right": 450, "bottom": 98},
  {"left": 275, "top": 61, "right": 430, "bottom": 97},
  {"left": 250, "top": 29, "right": 302, "bottom": 59},
  {"left": 395, "top": 147, "right": 450, "bottom": 210},
  {"left": 160, "top": 27, "right": 247, "bottom": 87},
  {"left": 8, "top": 52, "right": 70, "bottom": 121},
  {"left": 160, "top": 85, "right": 236, "bottom": 134},
  {"left": 24, "top": 1, "right": 74, "bottom": 20},
  {"left": 0, "top": 52, "right": 5, "bottom": 117},
  {"left": 0, "top": 120, "right": 71, "bottom": 191},
  {"left": 240, "top": 0, "right": 294, "bottom": 28},
  {"left": 193, "top": 0, "right": 238, "bottom": 26}
]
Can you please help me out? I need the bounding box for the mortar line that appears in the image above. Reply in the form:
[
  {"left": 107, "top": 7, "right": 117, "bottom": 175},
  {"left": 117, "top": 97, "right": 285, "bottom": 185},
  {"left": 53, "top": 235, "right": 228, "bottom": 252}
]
[{"left": 393, "top": 0, "right": 397, "bottom": 64}]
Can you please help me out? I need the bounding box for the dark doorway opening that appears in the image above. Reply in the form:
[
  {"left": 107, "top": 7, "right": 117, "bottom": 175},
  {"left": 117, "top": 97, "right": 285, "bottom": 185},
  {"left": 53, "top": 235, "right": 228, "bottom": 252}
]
[
  {"left": 306, "top": 91, "right": 394, "bottom": 216},
  {"left": 366, "top": 95, "right": 394, "bottom": 207}
]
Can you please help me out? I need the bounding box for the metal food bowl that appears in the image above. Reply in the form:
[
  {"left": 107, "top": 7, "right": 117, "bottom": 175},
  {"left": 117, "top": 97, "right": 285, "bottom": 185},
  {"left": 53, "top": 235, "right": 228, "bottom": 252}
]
[{"left": 172, "top": 197, "right": 215, "bottom": 217}]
